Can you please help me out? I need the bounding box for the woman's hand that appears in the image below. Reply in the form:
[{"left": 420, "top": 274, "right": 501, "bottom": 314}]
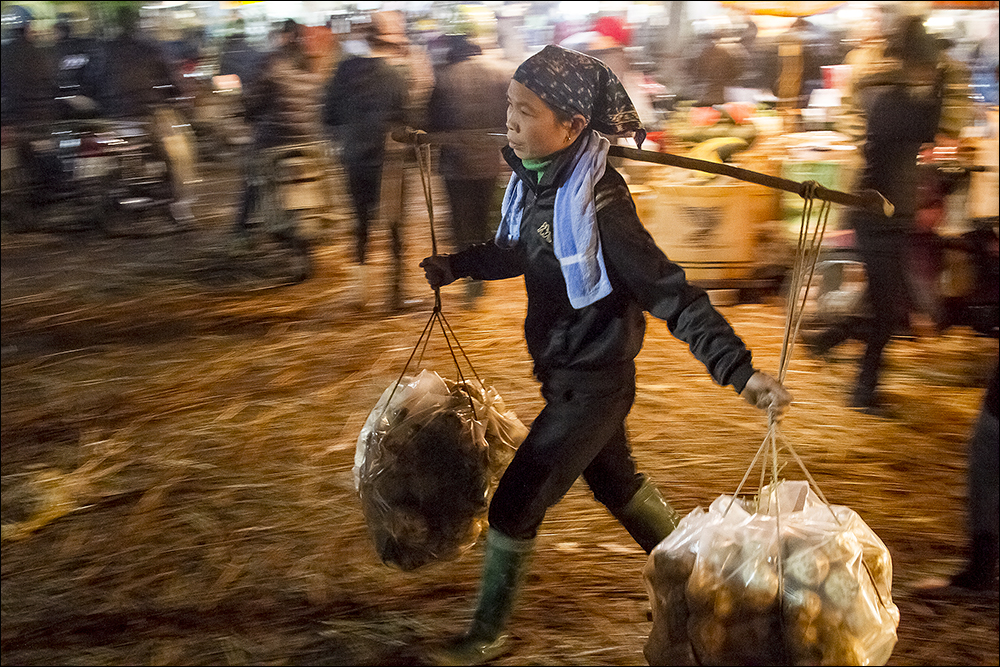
[
  {"left": 419, "top": 255, "right": 456, "bottom": 289},
  {"left": 740, "top": 371, "right": 793, "bottom": 419}
]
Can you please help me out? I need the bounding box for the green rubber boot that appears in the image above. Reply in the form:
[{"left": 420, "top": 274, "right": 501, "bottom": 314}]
[
  {"left": 612, "top": 478, "right": 680, "bottom": 554},
  {"left": 429, "top": 528, "right": 534, "bottom": 666}
]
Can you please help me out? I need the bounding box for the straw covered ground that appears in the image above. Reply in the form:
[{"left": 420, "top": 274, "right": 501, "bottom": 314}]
[{"left": 2, "top": 163, "right": 998, "bottom": 666}]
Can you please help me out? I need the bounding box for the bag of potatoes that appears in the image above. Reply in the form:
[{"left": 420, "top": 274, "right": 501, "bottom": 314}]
[{"left": 643, "top": 480, "right": 899, "bottom": 666}]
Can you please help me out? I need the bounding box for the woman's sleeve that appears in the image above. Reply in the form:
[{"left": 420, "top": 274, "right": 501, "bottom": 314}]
[
  {"left": 598, "top": 181, "right": 756, "bottom": 391},
  {"left": 448, "top": 240, "right": 525, "bottom": 282}
]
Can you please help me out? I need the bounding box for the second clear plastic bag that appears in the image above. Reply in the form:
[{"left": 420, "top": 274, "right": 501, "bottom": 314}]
[{"left": 643, "top": 480, "right": 899, "bottom": 666}]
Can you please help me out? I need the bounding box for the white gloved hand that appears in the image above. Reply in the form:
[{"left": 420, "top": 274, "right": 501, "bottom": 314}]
[{"left": 740, "top": 371, "right": 793, "bottom": 419}]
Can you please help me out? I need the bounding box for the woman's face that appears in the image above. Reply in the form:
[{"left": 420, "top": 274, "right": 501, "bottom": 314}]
[{"left": 505, "top": 79, "right": 578, "bottom": 161}]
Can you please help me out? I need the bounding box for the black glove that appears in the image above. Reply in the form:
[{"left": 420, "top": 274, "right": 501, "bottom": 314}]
[
  {"left": 740, "top": 371, "right": 793, "bottom": 419},
  {"left": 419, "top": 255, "right": 456, "bottom": 289}
]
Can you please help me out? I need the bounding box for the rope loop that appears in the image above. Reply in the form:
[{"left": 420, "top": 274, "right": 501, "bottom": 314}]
[
  {"left": 728, "top": 176, "right": 839, "bottom": 522},
  {"left": 371, "top": 130, "right": 487, "bottom": 423},
  {"left": 799, "top": 179, "right": 819, "bottom": 202}
]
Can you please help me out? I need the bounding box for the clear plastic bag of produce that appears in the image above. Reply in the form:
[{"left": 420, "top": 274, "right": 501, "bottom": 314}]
[
  {"left": 354, "top": 369, "right": 527, "bottom": 571},
  {"left": 643, "top": 480, "right": 899, "bottom": 666}
]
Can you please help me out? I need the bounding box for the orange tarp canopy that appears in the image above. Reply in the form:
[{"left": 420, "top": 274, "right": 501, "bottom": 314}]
[{"left": 720, "top": 1, "right": 846, "bottom": 17}]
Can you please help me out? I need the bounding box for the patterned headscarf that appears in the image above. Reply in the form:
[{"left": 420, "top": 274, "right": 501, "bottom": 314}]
[{"left": 513, "top": 44, "right": 645, "bottom": 148}]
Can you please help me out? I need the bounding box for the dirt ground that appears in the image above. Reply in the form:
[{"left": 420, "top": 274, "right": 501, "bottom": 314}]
[{"left": 2, "top": 159, "right": 998, "bottom": 666}]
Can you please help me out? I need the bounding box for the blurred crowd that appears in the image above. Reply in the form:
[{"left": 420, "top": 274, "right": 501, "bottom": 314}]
[
  {"left": 3, "top": 3, "right": 997, "bottom": 140},
  {"left": 1, "top": 2, "right": 996, "bottom": 304}
]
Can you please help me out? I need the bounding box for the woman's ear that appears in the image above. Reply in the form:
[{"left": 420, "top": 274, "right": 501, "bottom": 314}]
[{"left": 570, "top": 114, "right": 588, "bottom": 139}]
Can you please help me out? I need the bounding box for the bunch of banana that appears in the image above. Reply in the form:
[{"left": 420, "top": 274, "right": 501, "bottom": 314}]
[
  {"left": 676, "top": 137, "right": 750, "bottom": 185},
  {"left": 687, "top": 136, "right": 750, "bottom": 164}
]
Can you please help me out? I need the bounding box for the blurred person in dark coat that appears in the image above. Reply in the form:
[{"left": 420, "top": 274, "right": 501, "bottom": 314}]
[
  {"left": 917, "top": 358, "right": 999, "bottom": 596},
  {"left": 687, "top": 28, "right": 746, "bottom": 107},
  {"left": 231, "top": 18, "right": 322, "bottom": 282},
  {"left": 218, "top": 18, "right": 262, "bottom": 89},
  {"left": 426, "top": 33, "right": 512, "bottom": 306},
  {"left": 1, "top": 4, "right": 57, "bottom": 216},
  {"left": 322, "top": 10, "right": 424, "bottom": 311},
  {"left": 92, "top": 6, "right": 180, "bottom": 120},
  {"left": 92, "top": 5, "right": 196, "bottom": 225},
  {"left": 1, "top": 5, "right": 56, "bottom": 126},
  {"left": 52, "top": 12, "right": 99, "bottom": 104},
  {"left": 802, "top": 16, "right": 944, "bottom": 413}
]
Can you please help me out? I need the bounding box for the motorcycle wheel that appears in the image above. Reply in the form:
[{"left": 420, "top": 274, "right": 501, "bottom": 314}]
[
  {"left": 97, "top": 189, "right": 181, "bottom": 238},
  {"left": 787, "top": 249, "right": 869, "bottom": 333},
  {"left": 1, "top": 191, "right": 35, "bottom": 232}
]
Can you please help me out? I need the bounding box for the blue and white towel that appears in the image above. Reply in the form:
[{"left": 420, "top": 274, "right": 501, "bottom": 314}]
[{"left": 496, "top": 130, "right": 613, "bottom": 309}]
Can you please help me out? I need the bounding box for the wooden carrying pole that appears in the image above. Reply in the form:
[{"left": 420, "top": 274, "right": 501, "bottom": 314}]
[{"left": 391, "top": 129, "right": 894, "bottom": 217}]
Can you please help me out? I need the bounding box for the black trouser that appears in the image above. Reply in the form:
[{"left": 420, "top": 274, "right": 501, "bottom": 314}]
[
  {"left": 345, "top": 164, "right": 382, "bottom": 265},
  {"left": 851, "top": 217, "right": 912, "bottom": 401},
  {"left": 443, "top": 177, "right": 498, "bottom": 251},
  {"left": 969, "top": 360, "right": 999, "bottom": 539},
  {"left": 814, "top": 212, "right": 913, "bottom": 402},
  {"left": 488, "top": 364, "right": 645, "bottom": 540},
  {"left": 235, "top": 179, "right": 259, "bottom": 232}
]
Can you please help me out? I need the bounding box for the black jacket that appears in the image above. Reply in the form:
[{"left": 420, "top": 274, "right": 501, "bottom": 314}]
[
  {"left": 243, "top": 45, "right": 319, "bottom": 149},
  {"left": 218, "top": 35, "right": 262, "bottom": 89},
  {"left": 1, "top": 34, "right": 56, "bottom": 124},
  {"left": 93, "top": 35, "right": 177, "bottom": 118},
  {"left": 322, "top": 55, "right": 408, "bottom": 169},
  {"left": 448, "top": 137, "right": 757, "bottom": 391},
  {"left": 856, "top": 78, "right": 942, "bottom": 221}
]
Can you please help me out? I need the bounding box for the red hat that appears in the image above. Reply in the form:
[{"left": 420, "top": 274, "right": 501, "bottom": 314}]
[{"left": 592, "top": 16, "right": 630, "bottom": 47}]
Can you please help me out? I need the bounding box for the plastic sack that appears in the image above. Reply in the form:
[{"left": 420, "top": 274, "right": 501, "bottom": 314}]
[
  {"left": 643, "top": 480, "right": 899, "bottom": 666},
  {"left": 354, "top": 370, "right": 527, "bottom": 571}
]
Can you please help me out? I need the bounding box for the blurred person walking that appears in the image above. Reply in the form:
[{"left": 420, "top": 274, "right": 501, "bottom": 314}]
[
  {"left": 1, "top": 4, "right": 57, "bottom": 231},
  {"left": 419, "top": 45, "right": 792, "bottom": 665},
  {"left": 322, "top": 10, "right": 431, "bottom": 312},
  {"left": 801, "top": 16, "right": 945, "bottom": 414},
  {"left": 773, "top": 17, "right": 841, "bottom": 110},
  {"left": 232, "top": 18, "right": 323, "bottom": 283},
  {"left": 51, "top": 12, "right": 99, "bottom": 105},
  {"left": 218, "top": 18, "right": 263, "bottom": 89},
  {"left": 425, "top": 32, "right": 512, "bottom": 307},
  {"left": 687, "top": 27, "right": 746, "bottom": 107},
  {"left": 835, "top": 8, "right": 891, "bottom": 142},
  {"left": 91, "top": 5, "right": 196, "bottom": 226},
  {"left": 916, "top": 357, "right": 999, "bottom": 596},
  {"left": 1, "top": 5, "right": 56, "bottom": 127}
]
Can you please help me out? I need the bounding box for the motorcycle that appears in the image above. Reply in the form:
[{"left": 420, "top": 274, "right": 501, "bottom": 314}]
[
  {"left": 1, "top": 95, "right": 193, "bottom": 236},
  {"left": 792, "top": 148, "right": 999, "bottom": 341}
]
